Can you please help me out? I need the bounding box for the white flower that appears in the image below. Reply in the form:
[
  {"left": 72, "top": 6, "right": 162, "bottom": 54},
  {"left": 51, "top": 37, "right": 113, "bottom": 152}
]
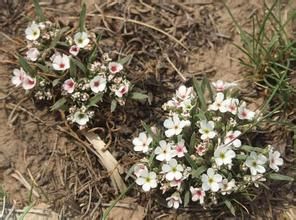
[
  {"left": 199, "top": 120, "right": 216, "bottom": 140},
  {"left": 90, "top": 76, "right": 107, "bottom": 93},
  {"left": 173, "top": 139, "right": 187, "bottom": 158},
  {"left": 224, "top": 130, "right": 242, "bottom": 148},
  {"left": 190, "top": 186, "right": 205, "bottom": 204},
  {"left": 201, "top": 168, "right": 222, "bottom": 192},
  {"left": 212, "top": 80, "right": 237, "bottom": 92},
  {"left": 62, "top": 78, "right": 75, "bottom": 94},
  {"left": 222, "top": 98, "right": 239, "bottom": 115},
  {"left": 132, "top": 132, "right": 152, "bottom": 153},
  {"left": 115, "top": 84, "right": 129, "bottom": 97},
  {"left": 214, "top": 146, "right": 236, "bottom": 167},
  {"left": 166, "top": 192, "right": 182, "bottom": 209},
  {"left": 25, "top": 22, "right": 40, "bottom": 41},
  {"left": 133, "top": 164, "right": 148, "bottom": 178},
  {"left": 176, "top": 85, "right": 194, "bottom": 100},
  {"left": 74, "top": 32, "right": 90, "bottom": 48},
  {"left": 52, "top": 54, "right": 70, "bottom": 71},
  {"left": 22, "top": 74, "right": 36, "bottom": 90},
  {"left": 69, "top": 45, "right": 80, "bottom": 56},
  {"left": 251, "top": 174, "right": 266, "bottom": 188},
  {"left": 11, "top": 68, "right": 25, "bottom": 87},
  {"left": 269, "top": 150, "right": 283, "bottom": 172},
  {"left": 245, "top": 152, "right": 267, "bottom": 175},
  {"left": 73, "top": 111, "right": 89, "bottom": 126},
  {"left": 220, "top": 179, "right": 236, "bottom": 195},
  {"left": 208, "top": 93, "right": 227, "bottom": 112},
  {"left": 238, "top": 102, "right": 255, "bottom": 120},
  {"left": 135, "top": 170, "right": 157, "bottom": 192},
  {"left": 154, "top": 140, "right": 175, "bottom": 162},
  {"left": 162, "top": 159, "right": 183, "bottom": 181},
  {"left": 108, "top": 62, "right": 123, "bottom": 74},
  {"left": 163, "top": 115, "right": 188, "bottom": 137},
  {"left": 26, "top": 48, "right": 40, "bottom": 61}
]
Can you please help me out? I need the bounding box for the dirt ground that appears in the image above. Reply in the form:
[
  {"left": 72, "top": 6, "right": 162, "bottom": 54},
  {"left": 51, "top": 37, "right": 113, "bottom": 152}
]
[{"left": 0, "top": 0, "right": 295, "bottom": 219}]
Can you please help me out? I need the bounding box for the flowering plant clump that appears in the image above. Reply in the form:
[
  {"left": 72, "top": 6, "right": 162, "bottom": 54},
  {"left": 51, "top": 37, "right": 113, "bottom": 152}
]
[
  {"left": 11, "top": 4, "right": 143, "bottom": 128},
  {"left": 132, "top": 79, "right": 288, "bottom": 212}
]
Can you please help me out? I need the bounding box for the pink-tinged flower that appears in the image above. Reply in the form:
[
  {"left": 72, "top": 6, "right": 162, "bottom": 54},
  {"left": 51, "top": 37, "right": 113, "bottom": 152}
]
[
  {"left": 90, "top": 76, "right": 107, "bottom": 93},
  {"left": 52, "top": 54, "right": 70, "bottom": 71},
  {"left": 26, "top": 48, "right": 40, "bottom": 61},
  {"left": 69, "top": 45, "right": 80, "bottom": 56},
  {"left": 108, "top": 62, "right": 123, "bottom": 74},
  {"left": 133, "top": 164, "right": 148, "bottom": 178},
  {"left": 115, "top": 84, "right": 129, "bottom": 97},
  {"left": 166, "top": 192, "right": 182, "bottom": 209},
  {"left": 22, "top": 75, "right": 36, "bottom": 90},
  {"left": 269, "top": 150, "right": 283, "bottom": 172},
  {"left": 195, "top": 143, "right": 207, "bottom": 156},
  {"left": 62, "top": 78, "right": 75, "bottom": 94},
  {"left": 173, "top": 139, "right": 187, "bottom": 158},
  {"left": 212, "top": 80, "right": 237, "bottom": 92},
  {"left": 238, "top": 102, "right": 255, "bottom": 120},
  {"left": 169, "top": 178, "right": 182, "bottom": 190},
  {"left": 11, "top": 68, "right": 26, "bottom": 87},
  {"left": 176, "top": 85, "right": 194, "bottom": 100},
  {"left": 190, "top": 186, "right": 206, "bottom": 204},
  {"left": 222, "top": 98, "right": 239, "bottom": 115},
  {"left": 224, "top": 130, "right": 242, "bottom": 148}
]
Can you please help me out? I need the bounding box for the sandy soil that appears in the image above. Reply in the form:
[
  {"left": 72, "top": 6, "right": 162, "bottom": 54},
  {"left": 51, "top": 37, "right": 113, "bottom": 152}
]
[{"left": 0, "top": 0, "right": 294, "bottom": 219}]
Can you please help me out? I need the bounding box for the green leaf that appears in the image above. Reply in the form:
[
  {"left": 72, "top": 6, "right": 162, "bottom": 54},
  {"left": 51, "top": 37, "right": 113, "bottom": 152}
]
[
  {"left": 36, "top": 63, "right": 49, "bottom": 73},
  {"left": 183, "top": 191, "right": 190, "bottom": 207},
  {"left": 18, "top": 55, "right": 35, "bottom": 76},
  {"left": 141, "top": 121, "right": 158, "bottom": 141},
  {"left": 32, "top": 0, "right": 45, "bottom": 21},
  {"left": 224, "top": 199, "right": 236, "bottom": 216},
  {"left": 185, "top": 153, "right": 197, "bottom": 169},
  {"left": 79, "top": 3, "right": 87, "bottom": 32},
  {"left": 130, "top": 92, "right": 148, "bottom": 100},
  {"left": 111, "top": 99, "right": 117, "bottom": 112},
  {"left": 50, "top": 27, "right": 69, "bottom": 49},
  {"left": 192, "top": 77, "right": 206, "bottom": 111},
  {"left": 71, "top": 57, "right": 87, "bottom": 74},
  {"left": 191, "top": 166, "right": 207, "bottom": 178},
  {"left": 88, "top": 46, "right": 98, "bottom": 64},
  {"left": 69, "top": 58, "right": 77, "bottom": 78},
  {"left": 241, "top": 145, "right": 265, "bottom": 153},
  {"left": 118, "top": 55, "right": 132, "bottom": 65},
  {"left": 88, "top": 93, "right": 103, "bottom": 107},
  {"left": 268, "top": 173, "right": 294, "bottom": 181},
  {"left": 50, "top": 97, "right": 67, "bottom": 111},
  {"left": 52, "top": 79, "right": 60, "bottom": 87},
  {"left": 189, "top": 132, "right": 196, "bottom": 152}
]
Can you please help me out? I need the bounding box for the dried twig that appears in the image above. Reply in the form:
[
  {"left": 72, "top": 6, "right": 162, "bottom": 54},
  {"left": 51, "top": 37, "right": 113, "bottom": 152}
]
[{"left": 82, "top": 131, "right": 127, "bottom": 194}]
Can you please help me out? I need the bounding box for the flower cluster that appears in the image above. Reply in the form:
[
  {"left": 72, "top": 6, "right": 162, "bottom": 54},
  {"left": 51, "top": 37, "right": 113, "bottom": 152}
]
[
  {"left": 12, "top": 18, "right": 132, "bottom": 128},
  {"left": 132, "top": 80, "right": 284, "bottom": 209}
]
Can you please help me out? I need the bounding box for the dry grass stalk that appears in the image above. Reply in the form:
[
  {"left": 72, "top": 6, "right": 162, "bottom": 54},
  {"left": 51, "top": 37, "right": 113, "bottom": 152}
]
[{"left": 82, "top": 131, "right": 127, "bottom": 194}]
